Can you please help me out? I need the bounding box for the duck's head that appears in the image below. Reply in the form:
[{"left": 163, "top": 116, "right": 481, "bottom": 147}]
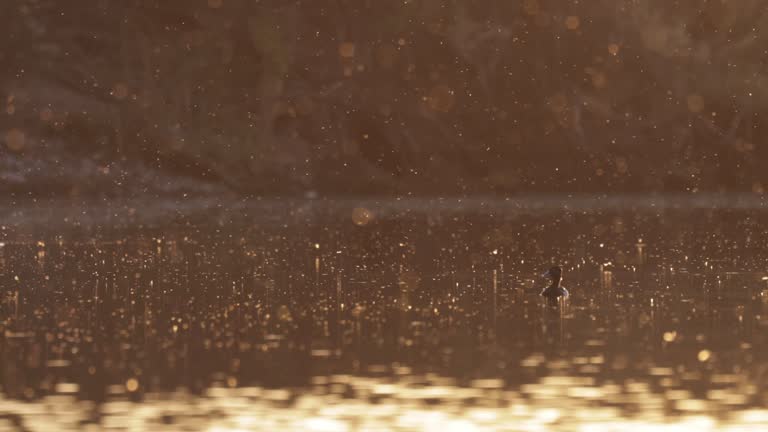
[{"left": 542, "top": 266, "right": 562, "bottom": 283}]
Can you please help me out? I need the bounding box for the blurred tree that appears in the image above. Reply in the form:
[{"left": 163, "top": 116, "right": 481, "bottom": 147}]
[{"left": 2, "top": 0, "right": 768, "bottom": 196}]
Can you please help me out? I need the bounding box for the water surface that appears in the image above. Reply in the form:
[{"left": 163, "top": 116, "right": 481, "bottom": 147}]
[{"left": 1, "top": 203, "right": 768, "bottom": 430}]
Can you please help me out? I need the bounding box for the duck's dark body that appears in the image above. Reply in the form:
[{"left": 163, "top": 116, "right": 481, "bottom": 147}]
[{"left": 540, "top": 284, "right": 569, "bottom": 300}]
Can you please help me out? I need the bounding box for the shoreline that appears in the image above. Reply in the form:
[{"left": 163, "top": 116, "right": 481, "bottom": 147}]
[{"left": 2, "top": 193, "right": 768, "bottom": 230}]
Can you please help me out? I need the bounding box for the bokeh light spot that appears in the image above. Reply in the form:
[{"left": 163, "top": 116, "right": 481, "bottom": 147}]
[
  {"left": 523, "top": 0, "right": 539, "bottom": 15},
  {"left": 565, "top": 16, "right": 580, "bottom": 30},
  {"left": 126, "top": 378, "right": 139, "bottom": 392},
  {"left": 338, "top": 42, "right": 356, "bottom": 58},
  {"left": 112, "top": 83, "right": 129, "bottom": 100},
  {"left": 591, "top": 71, "right": 607, "bottom": 88},
  {"left": 352, "top": 207, "right": 374, "bottom": 226},
  {"left": 376, "top": 44, "right": 398, "bottom": 68},
  {"left": 698, "top": 350, "right": 711, "bottom": 362},
  {"left": 5, "top": 128, "right": 26, "bottom": 152},
  {"left": 687, "top": 94, "right": 705, "bottom": 113},
  {"left": 39, "top": 107, "right": 54, "bottom": 122},
  {"left": 427, "top": 85, "right": 456, "bottom": 112}
]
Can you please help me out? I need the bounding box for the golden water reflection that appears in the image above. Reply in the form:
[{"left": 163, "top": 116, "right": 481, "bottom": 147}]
[{"left": 1, "top": 370, "right": 766, "bottom": 431}]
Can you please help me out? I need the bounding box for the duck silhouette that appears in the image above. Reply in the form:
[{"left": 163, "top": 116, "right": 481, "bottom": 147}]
[{"left": 540, "top": 266, "right": 569, "bottom": 304}]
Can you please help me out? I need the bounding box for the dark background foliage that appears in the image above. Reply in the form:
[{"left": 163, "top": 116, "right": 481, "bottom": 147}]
[{"left": 2, "top": 0, "right": 768, "bottom": 197}]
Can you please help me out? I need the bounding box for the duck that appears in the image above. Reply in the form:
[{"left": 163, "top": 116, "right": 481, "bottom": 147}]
[{"left": 540, "top": 266, "right": 569, "bottom": 302}]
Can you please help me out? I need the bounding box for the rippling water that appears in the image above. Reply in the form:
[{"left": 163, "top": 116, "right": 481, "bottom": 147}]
[{"left": 1, "top": 204, "right": 768, "bottom": 430}]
